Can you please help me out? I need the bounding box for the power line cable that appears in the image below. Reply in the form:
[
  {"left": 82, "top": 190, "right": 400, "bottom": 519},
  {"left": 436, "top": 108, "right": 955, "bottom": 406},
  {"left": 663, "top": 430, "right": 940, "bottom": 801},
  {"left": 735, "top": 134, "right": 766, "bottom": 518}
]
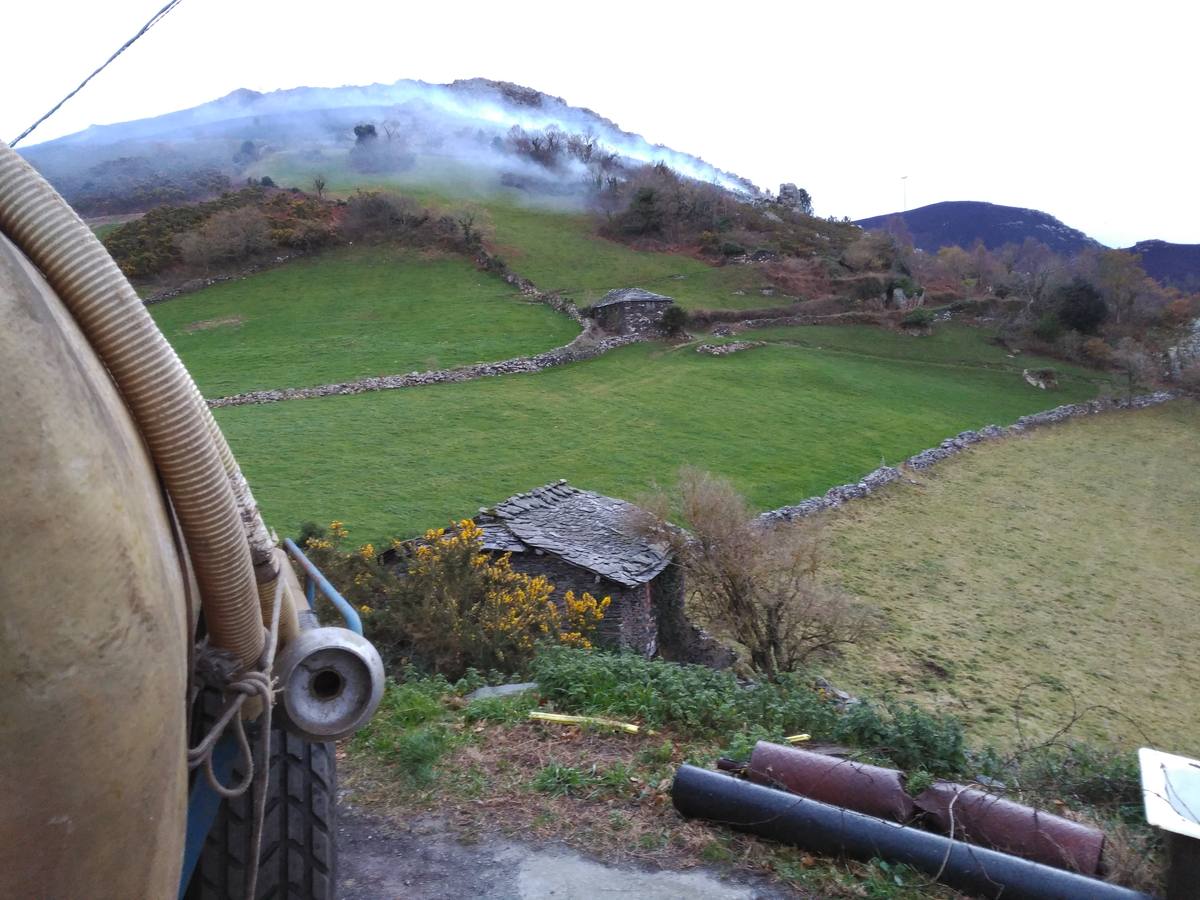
[{"left": 10, "top": 0, "right": 185, "bottom": 147}]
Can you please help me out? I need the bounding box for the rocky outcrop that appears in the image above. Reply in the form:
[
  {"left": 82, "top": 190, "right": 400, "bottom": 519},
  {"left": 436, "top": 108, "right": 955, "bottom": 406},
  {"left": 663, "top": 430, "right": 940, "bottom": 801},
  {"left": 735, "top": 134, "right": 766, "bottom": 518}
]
[
  {"left": 207, "top": 332, "right": 640, "bottom": 408},
  {"left": 760, "top": 392, "right": 1178, "bottom": 524},
  {"left": 696, "top": 341, "right": 765, "bottom": 356},
  {"left": 1022, "top": 368, "right": 1058, "bottom": 390},
  {"left": 1166, "top": 317, "right": 1200, "bottom": 379}
]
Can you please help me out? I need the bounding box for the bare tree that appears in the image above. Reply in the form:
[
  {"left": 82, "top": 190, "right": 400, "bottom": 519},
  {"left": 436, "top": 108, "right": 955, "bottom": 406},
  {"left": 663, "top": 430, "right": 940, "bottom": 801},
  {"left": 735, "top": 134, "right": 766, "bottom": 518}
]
[
  {"left": 453, "top": 209, "right": 483, "bottom": 250},
  {"left": 1112, "top": 337, "right": 1156, "bottom": 399},
  {"left": 638, "top": 468, "right": 879, "bottom": 679},
  {"left": 312, "top": 174, "right": 327, "bottom": 200},
  {"left": 176, "top": 206, "right": 272, "bottom": 273}
]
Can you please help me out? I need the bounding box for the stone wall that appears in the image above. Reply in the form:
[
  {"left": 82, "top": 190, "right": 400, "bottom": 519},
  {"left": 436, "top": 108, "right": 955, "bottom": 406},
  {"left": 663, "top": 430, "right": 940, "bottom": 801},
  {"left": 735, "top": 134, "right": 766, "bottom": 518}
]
[
  {"left": 475, "top": 249, "right": 585, "bottom": 323},
  {"left": 208, "top": 330, "right": 640, "bottom": 408},
  {"left": 696, "top": 341, "right": 764, "bottom": 356},
  {"left": 651, "top": 563, "right": 736, "bottom": 669},
  {"left": 504, "top": 552, "right": 657, "bottom": 656},
  {"left": 760, "top": 391, "right": 1178, "bottom": 524},
  {"left": 142, "top": 254, "right": 303, "bottom": 306},
  {"left": 593, "top": 301, "right": 672, "bottom": 336}
]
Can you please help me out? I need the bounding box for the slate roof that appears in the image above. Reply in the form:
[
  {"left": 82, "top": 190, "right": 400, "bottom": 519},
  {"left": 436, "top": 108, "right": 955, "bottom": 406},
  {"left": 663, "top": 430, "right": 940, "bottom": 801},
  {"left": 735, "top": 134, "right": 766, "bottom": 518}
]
[
  {"left": 476, "top": 480, "right": 672, "bottom": 588},
  {"left": 590, "top": 287, "right": 675, "bottom": 310}
]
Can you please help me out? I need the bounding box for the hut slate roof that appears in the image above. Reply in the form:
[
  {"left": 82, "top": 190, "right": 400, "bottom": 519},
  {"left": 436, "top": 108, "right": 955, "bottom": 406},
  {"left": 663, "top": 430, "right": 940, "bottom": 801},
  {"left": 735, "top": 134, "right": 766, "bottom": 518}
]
[
  {"left": 476, "top": 480, "right": 672, "bottom": 588},
  {"left": 590, "top": 287, "right": 675, "bottom": 310}
]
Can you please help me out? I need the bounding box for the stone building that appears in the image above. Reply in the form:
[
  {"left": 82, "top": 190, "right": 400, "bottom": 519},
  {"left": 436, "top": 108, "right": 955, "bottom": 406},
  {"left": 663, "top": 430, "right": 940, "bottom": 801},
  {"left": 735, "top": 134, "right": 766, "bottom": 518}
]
[
  {"left": 473, "top": 481, "right": 673, "bottom": 655},
  {"left": 386, "top": 480, "right": 735, "bottom": 665},
  {"left": 587, "top": 288, "right": 675, "bottom": 335}
]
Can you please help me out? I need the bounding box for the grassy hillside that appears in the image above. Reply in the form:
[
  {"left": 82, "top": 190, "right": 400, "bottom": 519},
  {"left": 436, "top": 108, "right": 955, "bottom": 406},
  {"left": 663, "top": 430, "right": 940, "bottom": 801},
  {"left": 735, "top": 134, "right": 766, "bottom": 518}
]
[
  {"left": 485, "top": 202, "right": 774, "bottom": 310},
  {"left": 821, "top": 401, "right": 1200, "bottom": 752},
  {"left": 709, "top": 322, "right": 1110, "bottom": 377},
  {"left": 151, "top": 245, "right": 579, "bottom": 396},
  {"left": 259, "top": 155, "right": 781, "bottom": 311},
  {"left": 215, "top": 332, "right": 1103, "bottom": 542}
]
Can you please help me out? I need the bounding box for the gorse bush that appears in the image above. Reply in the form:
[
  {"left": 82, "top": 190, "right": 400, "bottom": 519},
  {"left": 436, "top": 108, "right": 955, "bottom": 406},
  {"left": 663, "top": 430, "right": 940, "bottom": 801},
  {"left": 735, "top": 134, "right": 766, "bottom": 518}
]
[{"left": 302, "top": 519, "right": 608, "bottom": 678}]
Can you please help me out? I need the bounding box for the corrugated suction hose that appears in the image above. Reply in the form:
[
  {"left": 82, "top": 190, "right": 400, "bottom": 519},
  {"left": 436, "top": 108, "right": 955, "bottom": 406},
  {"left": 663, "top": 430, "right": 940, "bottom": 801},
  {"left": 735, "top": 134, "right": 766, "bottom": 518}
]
[{"left": 0, "top": 140, "right": 265, "bottom": 668}]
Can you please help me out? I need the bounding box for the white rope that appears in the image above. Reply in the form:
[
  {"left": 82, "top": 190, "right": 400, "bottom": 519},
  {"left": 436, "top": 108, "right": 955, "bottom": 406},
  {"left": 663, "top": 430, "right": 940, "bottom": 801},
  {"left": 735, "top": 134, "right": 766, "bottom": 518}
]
[{"left": 186, "top": 576, "right": 283, "bottom": 899}]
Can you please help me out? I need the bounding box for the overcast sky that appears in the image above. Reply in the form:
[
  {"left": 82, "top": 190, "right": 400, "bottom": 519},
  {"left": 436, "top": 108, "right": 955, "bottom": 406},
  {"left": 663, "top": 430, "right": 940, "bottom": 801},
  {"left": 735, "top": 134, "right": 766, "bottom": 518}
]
[{"left": 5, "top": 0, "right": 1198, "bottom": 246}]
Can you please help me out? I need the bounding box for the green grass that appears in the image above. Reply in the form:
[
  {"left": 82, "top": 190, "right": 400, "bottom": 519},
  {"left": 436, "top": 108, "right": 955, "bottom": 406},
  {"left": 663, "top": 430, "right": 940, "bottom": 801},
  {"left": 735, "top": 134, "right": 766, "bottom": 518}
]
[
  {"left": 150, "top": 245, "right": 578, "bottom": 396},
  {"left": 484, "top": 202, "right": 774, "bottom": 310},
  {"left": 259, "top": 153, "right": 778, "bottom": 311},
  {"left": 821, "top": 401, "right": 1200, "bottom": 752},
  {"left": 707, "top": 323, "right": 1109, "bottom": 383},
  {"left": 215, "top": 332, "right": 1103, "bottom": 542}
]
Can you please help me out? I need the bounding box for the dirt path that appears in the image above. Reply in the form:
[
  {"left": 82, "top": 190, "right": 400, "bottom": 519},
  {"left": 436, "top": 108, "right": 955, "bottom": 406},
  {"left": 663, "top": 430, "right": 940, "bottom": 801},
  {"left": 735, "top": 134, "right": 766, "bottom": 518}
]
[{"left": 337, "top": 803, "right": 793, "bottom": 900}]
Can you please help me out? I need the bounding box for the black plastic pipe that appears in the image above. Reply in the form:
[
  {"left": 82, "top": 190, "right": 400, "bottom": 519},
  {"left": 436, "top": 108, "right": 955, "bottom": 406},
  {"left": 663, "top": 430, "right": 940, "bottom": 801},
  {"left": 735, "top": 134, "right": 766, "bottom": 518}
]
[{"left": 672, "top": 766, "right": 1153, "bottom": 900}]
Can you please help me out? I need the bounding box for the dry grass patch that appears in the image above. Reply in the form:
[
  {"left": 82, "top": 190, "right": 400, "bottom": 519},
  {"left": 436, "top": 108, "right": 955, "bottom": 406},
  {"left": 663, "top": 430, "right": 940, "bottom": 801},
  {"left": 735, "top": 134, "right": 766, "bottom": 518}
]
[
  {"left": 821, "top": 402, "right": 1200, "bottom": 751},
  {"left": 182, "top": 314, "right": 244, "bottom": 332}
]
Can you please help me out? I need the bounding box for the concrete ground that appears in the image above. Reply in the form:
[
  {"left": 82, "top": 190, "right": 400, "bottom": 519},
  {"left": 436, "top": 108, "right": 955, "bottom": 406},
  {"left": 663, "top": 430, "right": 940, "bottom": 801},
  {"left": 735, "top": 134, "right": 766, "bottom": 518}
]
[{"left": 338, "top": 804, "right": 794, "bottom": 900}]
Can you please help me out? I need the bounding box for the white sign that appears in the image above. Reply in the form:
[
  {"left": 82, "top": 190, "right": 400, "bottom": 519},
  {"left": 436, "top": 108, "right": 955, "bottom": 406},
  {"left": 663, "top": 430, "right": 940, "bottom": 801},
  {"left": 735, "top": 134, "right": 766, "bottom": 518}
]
[{"left": 1140, "top": 747, "right": 1200, "bottom": 840}]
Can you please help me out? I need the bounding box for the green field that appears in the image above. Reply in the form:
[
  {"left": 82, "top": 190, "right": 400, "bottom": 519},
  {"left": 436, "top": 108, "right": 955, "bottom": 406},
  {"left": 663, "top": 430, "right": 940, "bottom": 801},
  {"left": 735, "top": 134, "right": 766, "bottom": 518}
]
[
  {"left": 484, "top": 202, "right": 773, "bottom": 310},
  {"left": 708, "top": 322, "right": 1109, "bottom": 381},
  {"left": 259, "top": 153, "right": 776, "bottom": 311},
  {"left": 216, "top": 333, "right": 1104, "bottom": 543},
  {"left": 821, "top": 401, "right": 1200, "bottom": 752},
  {"left": 150, "top": 245, "right": 579, "bottom": 396}
]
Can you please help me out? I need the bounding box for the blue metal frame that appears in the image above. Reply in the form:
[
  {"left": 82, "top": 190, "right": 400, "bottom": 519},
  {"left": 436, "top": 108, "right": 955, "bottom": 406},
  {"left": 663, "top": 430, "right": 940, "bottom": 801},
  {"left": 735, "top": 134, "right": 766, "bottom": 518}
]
[
  {"left": 282, "top": 537, "right": 363, "bottom": 634},
  {"left": 178, "top": 734, "right": 239, "bottom": 898},
  {"left": 180, "top": 540, "right": 360, "bottom": 896}
]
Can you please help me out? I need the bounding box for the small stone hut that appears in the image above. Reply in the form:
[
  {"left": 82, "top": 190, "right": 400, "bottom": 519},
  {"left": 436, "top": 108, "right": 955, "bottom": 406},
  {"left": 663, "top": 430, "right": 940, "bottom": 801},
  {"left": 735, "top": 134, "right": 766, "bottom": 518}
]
[
  {"left": 587, "top": 288, "right": 675, "bottom": 335},
  {"left": 386, "top": 481, "right": 734, "bottom": 665},
  {"left": 474, "top": 481, "right": 673, "bottom": 655}
]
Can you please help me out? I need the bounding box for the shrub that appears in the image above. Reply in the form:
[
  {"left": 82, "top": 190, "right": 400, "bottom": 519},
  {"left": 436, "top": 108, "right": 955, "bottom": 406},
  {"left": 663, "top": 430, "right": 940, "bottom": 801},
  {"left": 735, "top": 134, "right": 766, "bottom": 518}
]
[
  {"left": 834, "top": 699, "right": 966, "bottom": 775},
  {"left": 849, "top": 275, "right": 886, "bottom": 302},
  {"left": 532, "top": 645, "right": 838, "bottom": 740},
  {"left": 1012, "top": 743, "right": 1144, "bottom": 823},
  {"left": 176, "top": 206, "right": 272, "bottom": 272},
  {"left": 637, "top": 468, "right": 879, "bottom": 679},
  {"left": 304, "top": 519, "right": 609, "bottom": 678},
  {"left": 102, "top": 185, "right": 339, "bottom": 279},
  {"left": 901, "top": 308, "right": 935, "bottom": 328},
  {"left": 661, "top": 304, "right": 688, "bottom": 335},
  {"left": 1054, "top": 277, "right": 1108, "bottom": 334},
  {"left": 1033, "top": 311, "right": 1064, "bottom": 342},
  {"left": 843, "top": 232, "right": 901, "bottom": 272}
]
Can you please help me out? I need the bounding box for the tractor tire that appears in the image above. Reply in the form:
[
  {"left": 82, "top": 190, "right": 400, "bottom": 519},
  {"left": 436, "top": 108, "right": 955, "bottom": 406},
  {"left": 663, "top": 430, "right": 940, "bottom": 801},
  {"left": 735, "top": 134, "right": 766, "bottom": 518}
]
[{"left": 187, "top": 695, "right": 337, "bottom": 900}]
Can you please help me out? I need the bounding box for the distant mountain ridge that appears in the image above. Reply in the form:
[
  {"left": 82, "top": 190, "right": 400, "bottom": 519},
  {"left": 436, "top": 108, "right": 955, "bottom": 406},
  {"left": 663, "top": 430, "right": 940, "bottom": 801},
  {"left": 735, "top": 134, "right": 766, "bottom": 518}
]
[
  {"left": 1122, "top": 240, "right": 1200, "bottom": 290},
  {"left": 855, "top": 200, "right": 1102, "bottom": 256},
  {"left": 855, "top": 201, "right": 1200, "bottom": 288},
  {"left": 21, "top": 77, "right": 759, "bottom": 203}
]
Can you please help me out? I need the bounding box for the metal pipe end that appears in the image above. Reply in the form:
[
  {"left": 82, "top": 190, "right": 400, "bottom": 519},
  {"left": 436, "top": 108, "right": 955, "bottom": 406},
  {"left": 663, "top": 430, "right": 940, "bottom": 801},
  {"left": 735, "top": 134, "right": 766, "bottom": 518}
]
[{"left": 272, "top": 627, "right": 384, "bottom": 742}]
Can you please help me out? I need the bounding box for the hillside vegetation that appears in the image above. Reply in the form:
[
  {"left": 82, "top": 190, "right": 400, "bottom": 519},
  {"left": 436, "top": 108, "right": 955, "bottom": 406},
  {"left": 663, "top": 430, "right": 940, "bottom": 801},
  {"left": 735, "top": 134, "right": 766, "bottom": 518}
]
[
  {"left": 214, "top": 328, "right": 1103, "bottom": 541},
  {"left": 150, "top": 245, "right": 578, "bottom": 396},
  {"left": 822, "top": 401, "right": 1200, "bottom": 752}
]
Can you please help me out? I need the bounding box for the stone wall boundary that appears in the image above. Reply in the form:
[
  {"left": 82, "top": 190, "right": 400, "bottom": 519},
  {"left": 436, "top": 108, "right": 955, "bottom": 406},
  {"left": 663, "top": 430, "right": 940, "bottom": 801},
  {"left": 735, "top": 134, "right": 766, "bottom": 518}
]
[
  {"left": 759, "top": 391, "right": 1179, "bottom": 524},
  {"left": 207, "top": 329, "right": 641, "bottom": 408}
]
